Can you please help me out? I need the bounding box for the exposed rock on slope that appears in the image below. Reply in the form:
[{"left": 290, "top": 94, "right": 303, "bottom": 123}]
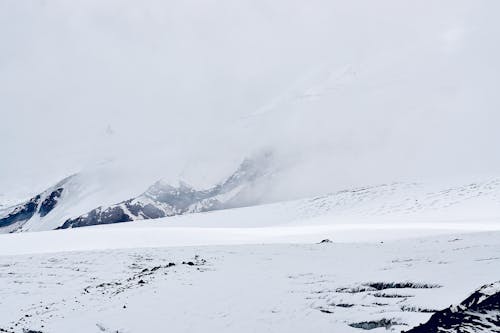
[
  {"left": 0, "top": 153, "right": 274, "bottom": 233},
  {"left": 404, "top": 281, "right": 500, "bottom": 333},
  {"left": 0, "top": 177, "right": 71, "bottom": 232},
  {"left": 58, "top": 154, "right": 273, "bottom": 229},
  {"left": 2, "top": 155, "right": 500, "bottom": 233}
]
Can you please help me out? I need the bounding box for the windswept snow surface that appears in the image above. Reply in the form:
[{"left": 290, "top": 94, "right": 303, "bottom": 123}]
[
  {"left": 1, "top": 178, "right": 499, "bottom": 254},
  {"left": 0, "top": 231, "right": 499, "bottom": 333},
  {"left": 0, "top": 180, "right": 498, "bottom": 332}
]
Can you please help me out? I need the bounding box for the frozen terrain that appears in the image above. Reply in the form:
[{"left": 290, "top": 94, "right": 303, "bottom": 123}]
[
  {"left": 0, "top": 177, "right": 499, "bottom": 332},
  {"left": 1, "top": 173, "right": 500, "bottom": 234},
  {"left": 1, "top": 1, "right": 500, "bottom": 332},
  {"left": 0, "top": 230, "right": 498, "bottom": 333}
]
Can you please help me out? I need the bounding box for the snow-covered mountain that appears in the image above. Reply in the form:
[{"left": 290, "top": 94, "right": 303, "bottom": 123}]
[
  {"left": 0, "top": 176, "right": 71, "bottom": 233},
  {"left": 125, "top": 177, "right": 500, "bottom": 233},
  {"left": 0, "top": 153, "right": 274, "bottom": 233},
  {"left": 58, "top": 153, "right": 274, "bottom": 229},
  {"left": 2, "top": 170, "right": 499, "bottom": 234}
]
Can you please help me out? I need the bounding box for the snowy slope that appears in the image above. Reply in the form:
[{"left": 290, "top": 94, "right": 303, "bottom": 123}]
[
  {"left": 57, "top": 152, "right": 274, "bottom": 230},
  {"left": 1, "top": 177, "right": 499, "bottom": 255},
  {"left": 109, "top": 177, "right": 500, "bottom": 231},
  {"left": 0, "top": 178, "right": 498, "bottom": 332},
  {"left": 2, "top": 171, "right": 499, "bottom": 234},
  {"left": 0, "top": 153, "right": 274, "bottom": 233},
  {"left": 0, "top": 167, "right": 151, "bottom": 233},
  {"left": 0, "top": 176, "right": 72, "bottom": 233}
]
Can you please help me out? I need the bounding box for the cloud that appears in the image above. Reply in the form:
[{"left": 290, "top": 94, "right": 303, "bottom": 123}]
[{"left": 1, "top": 0, "right": 499, "bottom": 202}]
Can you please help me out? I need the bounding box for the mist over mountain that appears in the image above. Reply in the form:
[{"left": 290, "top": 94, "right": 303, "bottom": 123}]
[{"left": 1, "top": 0, "right": 500, "bottom": 205}]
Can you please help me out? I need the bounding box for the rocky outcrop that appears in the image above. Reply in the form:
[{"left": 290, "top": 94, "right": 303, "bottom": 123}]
[
  {"left": 404, "top": 281, "right": 500, "bottom": 333},
  {"left": 0, "top": 195, "right": 41, "bottom": 228},
  {"left": 39, "top": 188, "right": 63, "bottom": 217},
  {"left": 58, "top": 153, "right": 273, "bottom": 229},
  {"left": 0, "top": 183, "right": 66, "bottom": 230}
]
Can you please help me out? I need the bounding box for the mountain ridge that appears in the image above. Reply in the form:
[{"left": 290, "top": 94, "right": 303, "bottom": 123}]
[
  {"left": 0, "top": 153, "right": 274, "bottom": 232},
  {"left": 1, "top": 160, "right": 499, "bottom": 233}
]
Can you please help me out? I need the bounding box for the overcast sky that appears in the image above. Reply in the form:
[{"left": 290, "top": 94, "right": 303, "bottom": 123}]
[{"left": 1, "top": 0, "right": 499, "bottom": 202}]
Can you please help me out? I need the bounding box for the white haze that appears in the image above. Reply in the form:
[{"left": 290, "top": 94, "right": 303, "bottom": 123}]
[{"left": 1, "top": 0, "right": 499, "bottom": 203}]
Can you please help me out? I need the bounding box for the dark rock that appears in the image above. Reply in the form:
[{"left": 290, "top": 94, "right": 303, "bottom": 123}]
[
  {"left": 349, "top": 318, "right": 405, "bottom": 330},
  {"left": 400, "top": 305, "right": 437, "bottom": 313},
  {"left": 58, "top": 153, "right": 273, "bottom": 229},
  {"left": 0, "top": 195, "right": 40, "bottom": 228},
  {"left": 404, "top": 281, "right": 500, "bottom": 333},
  {"left": 58, "top": 205, "right": 133, "bottom": 229},
  {"left": 332, "top": 303, "right": 355, "bottom": 308},
  {"left": 39, "top": 188, "right": 63, "bottom": 217},
  {"left": 336, "top": 282, "right": 440, "bottom": 294},
  {"left": 366, "top": 282, "right": 441, "bottom": 290},
  {"left": 372, "top": 292, "right": 413, "bottom": 298},
  {"left": 0, "top": 175, "right": 74, "bottom": 230}
]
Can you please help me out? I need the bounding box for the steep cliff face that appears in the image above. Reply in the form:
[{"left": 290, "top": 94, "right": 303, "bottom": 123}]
[{"left": 405, "top": 281, "right": 500, "bottom": 333}]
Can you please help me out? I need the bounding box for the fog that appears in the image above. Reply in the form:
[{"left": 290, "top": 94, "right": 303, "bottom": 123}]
[{"left": 1, "top": 0, "right": 499, "bottom": 202}]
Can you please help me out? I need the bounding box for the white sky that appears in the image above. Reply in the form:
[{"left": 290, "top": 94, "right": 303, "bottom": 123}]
[{"left": 1, "top": 0, "right": 499, "bottom": 202}]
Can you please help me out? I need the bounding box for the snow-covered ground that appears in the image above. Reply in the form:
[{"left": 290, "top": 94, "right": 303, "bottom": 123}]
[
  {"left": 0, "top": 230, "right": 498, "bottom": 333},
  {"left": 0, "top": 178, "right": 498, "bottom": 332}
]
